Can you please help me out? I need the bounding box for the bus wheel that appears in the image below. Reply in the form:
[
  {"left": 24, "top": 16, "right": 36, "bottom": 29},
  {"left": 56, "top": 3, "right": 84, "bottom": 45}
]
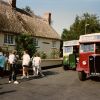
[
  {"left": 78, "top": 71, "right": 86, "bottom": 81},
  {"left": 63, "top": 65, "right": 69, "bottom": 70}
]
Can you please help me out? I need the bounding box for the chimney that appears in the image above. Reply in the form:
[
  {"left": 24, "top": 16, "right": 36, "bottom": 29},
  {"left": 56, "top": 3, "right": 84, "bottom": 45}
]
[
  {"left": 43, "top": 12, "right": 51, "bottom": 25},
  {"left": 8, "top": 0, "right": 16, "bottom": 8}
]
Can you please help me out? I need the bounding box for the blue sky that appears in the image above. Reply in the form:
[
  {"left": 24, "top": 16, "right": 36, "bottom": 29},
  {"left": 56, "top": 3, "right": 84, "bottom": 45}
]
[{"left": 17, "top": 0, "right": 100, "bottom": 34}]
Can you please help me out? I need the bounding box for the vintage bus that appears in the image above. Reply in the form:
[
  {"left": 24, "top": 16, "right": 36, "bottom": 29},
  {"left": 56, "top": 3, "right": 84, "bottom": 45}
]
[
  {"left": 77, "top": 33, "right": 100, "bottom": 81},
  {"left": 63, "top": 40, "right": 79, "bottom": 70}
]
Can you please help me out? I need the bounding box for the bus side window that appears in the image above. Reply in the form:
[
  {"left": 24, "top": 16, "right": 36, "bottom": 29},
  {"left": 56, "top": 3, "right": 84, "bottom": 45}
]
[{"left": 96, "top": 44, "right": 100, "bottom": 54}]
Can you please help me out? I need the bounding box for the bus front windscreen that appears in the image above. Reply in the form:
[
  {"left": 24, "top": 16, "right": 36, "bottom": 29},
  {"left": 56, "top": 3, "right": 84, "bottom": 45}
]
[
  {"left": 80, "top": 43, "right": 94, "bottom": 53},
  {"left": 64, "top": 46, "right": 73, "bottom": 53}
]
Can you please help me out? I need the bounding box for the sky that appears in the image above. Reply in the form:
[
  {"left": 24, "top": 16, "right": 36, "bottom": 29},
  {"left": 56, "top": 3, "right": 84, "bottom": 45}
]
[{"left": 16, "top": 0, "right": 100, "bottom": 34}]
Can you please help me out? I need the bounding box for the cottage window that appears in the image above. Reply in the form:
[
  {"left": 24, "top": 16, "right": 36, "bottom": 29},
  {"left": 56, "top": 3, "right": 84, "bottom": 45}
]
[
  {"left": 4, "top": 34, "right": 14, "bottom": 44},
  {"left": 52, "top": 41, "right": 56, "bottom": 48},
  {"left": 33, "top": 38, "right": 38, "bottom": 47}
]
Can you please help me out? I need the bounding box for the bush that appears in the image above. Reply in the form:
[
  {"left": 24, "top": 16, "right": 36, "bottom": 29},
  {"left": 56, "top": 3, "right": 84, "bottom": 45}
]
[
  {"left": 15, "top": 33, "right": 36, "bottom": 58},
  {"left": 40, "top": 51, "right": 47, "bottom": 59},
  {"left": 51, "top": 48, "right": 60, "bottom": 59}
]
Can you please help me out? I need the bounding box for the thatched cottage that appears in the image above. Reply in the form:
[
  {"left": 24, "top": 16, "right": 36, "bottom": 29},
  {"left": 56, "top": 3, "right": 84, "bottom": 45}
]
[{"left": 0, "top": 0, "right": 61, "bottom": 58}]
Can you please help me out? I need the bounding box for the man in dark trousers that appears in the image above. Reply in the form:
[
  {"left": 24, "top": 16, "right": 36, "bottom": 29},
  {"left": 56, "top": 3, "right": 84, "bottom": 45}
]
[{"left": 8, "top": 50, "right": 19, "bottom": 84}]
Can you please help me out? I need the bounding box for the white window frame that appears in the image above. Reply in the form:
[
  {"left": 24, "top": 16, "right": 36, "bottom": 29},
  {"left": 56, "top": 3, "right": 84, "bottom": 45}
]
[
  {"left": 4, "top": 34, "right": 15, "bottom": 45},
  {"left": 33, "top": 38, "right": 39, "bottom": 47},
  {"left": 52, "top": 41, "right": 56, "bottom": 48}
]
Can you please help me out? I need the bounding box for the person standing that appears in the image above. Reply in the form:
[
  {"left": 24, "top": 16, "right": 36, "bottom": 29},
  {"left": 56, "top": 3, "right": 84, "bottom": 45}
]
[
  {"left": 4, "top": 53, "right": 8, "bottom": 70},
  {"left": 0, "top": 52, "right": 6, "bottom": 78},
  {"left": 21, "top": 50, "right": 30, "bottom": 79},
  {"left": 8, "top": 50, "right": 19, "bottom": 84},
  {"left": 32, "top": 52, "right": 44, "bottom": 77}
]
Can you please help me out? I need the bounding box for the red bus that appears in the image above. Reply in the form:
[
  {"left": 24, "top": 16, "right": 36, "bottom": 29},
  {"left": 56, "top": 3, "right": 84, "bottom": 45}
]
[{"left": 77, "top": 33, "right": 100, "bottom": 81}]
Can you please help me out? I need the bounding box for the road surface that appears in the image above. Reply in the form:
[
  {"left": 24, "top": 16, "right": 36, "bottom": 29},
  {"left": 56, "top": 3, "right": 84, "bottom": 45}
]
[{"left": 0, "top": 67, "right": 100, "bottom": 100}]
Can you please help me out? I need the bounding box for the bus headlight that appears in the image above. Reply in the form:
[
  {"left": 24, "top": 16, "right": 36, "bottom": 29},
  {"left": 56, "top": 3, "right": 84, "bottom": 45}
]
[
  {"left": 82, "top": 61, "right": 86, "bottom": 65},
  {"left": 76, "top": 57, "right": 79, "bottom": 62}
]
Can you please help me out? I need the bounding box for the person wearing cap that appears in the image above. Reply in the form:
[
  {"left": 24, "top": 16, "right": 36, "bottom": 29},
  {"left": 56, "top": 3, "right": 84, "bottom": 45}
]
[
  {"left": 0, "top": 52, "right": 6, "bottom": 78},
  {"left": 8, "top": 50, "right": 19, "bottom": 84}
]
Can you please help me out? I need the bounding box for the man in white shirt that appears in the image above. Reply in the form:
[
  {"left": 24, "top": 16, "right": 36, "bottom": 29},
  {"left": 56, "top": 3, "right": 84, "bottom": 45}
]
[
  {"left": 21, "top": 50, "right": 30, "bottom": 79},
  {"left": 8, "top": 50, "right": 19, "bottom": 84}
]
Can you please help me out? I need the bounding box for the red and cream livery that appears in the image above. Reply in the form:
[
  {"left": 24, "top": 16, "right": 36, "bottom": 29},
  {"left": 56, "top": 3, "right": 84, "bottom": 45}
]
[{"left": 77, "top": 33, "right": 100, "bottom": 81}]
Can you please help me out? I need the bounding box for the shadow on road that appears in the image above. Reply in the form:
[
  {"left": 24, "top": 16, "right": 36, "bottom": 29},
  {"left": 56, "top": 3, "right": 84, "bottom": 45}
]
[
  {"left": 0, "top": 82, "right": 10, "bottom": 85},
  {"left": 0, "top": 90, "right": 16, "bottom": 95},
  {"left": 43, "top": 71, "right": 59, "bottom": 76},
  {"left": 90, "top": 76, "right": 100, "bottom": 82},
  {"left": 0, "top": 87, "right": 2, "bottom": 89},
  {"left": 18, "top": 70, "right": 59, "bottom": 83}
]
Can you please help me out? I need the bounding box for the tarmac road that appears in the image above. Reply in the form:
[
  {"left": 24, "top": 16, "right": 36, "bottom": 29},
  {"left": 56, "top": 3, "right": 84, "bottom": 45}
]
[{"left": 0, "top": 67, "right": 100, "bottom": 100}]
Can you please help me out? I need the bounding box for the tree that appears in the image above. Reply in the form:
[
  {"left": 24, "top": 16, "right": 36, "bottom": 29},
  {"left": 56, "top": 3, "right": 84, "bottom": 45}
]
[
  {"left": 15, "top": 33, "right": 36, "bottom": 58},
  {"left": 61, "top": 29, "right": 69, "bottom": 41},
  {"left": 61, "top": 13, "right": 100, "bottom": 41},
  {"left": 23, "top": 6, "right": 34, "bottom": 14}
]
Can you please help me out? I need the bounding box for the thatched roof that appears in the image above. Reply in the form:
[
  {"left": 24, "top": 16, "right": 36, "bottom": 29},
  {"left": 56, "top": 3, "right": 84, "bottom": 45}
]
[{"left": 0, "top": 1, "right": 61, "bottom": 40}]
